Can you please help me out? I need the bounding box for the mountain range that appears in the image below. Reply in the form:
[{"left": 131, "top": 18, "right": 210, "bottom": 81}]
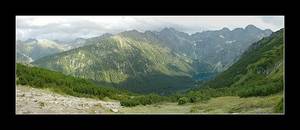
[
  {"left": 16, "top": 28, "right": 284, "bottom": 112},
  {"left": 17, "top": 25, "right": 273, "bottom": 94}
]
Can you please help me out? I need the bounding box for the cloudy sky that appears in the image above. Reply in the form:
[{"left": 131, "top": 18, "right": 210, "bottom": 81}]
[{"left": 16, "top": 16, "right": 284, "bottom": 41}]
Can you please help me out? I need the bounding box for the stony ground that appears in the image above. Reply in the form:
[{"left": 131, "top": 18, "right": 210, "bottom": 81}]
[{"left": 16, "top": 85, "right": 121, "bottom": 114}]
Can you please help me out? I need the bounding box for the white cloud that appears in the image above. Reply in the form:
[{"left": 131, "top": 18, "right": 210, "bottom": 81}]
[{"left": 16, "top": 16, "right": 284, "bottom": 41}]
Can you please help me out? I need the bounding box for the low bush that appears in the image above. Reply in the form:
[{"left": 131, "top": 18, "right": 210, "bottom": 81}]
[
  {"left": 237, "top": 80, "right": 283, "bottom": 98},
  {"left": 178, "top": 97, "right": 189, "bottom": 105},
  {"left": 120, "top": 94, "right": 166, "bottom": 107}
]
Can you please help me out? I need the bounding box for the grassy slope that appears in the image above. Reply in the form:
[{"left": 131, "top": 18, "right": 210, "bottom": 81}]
[
  {"left": 119, "top": 93, "right": 282, "bottom": 114},
  {"left": 188, "top": 29, "right": 284, "bottom": 99},
  {"left": 16, "top": 63, "right": 133, "bottom": 101},
  {"left": 203, "top": 29, "right": 284, "bottom": 90}
]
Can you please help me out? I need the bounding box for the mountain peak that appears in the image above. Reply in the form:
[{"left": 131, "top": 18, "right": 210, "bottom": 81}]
[
  {"left": 118, "top": 29, "right": 146, "bottom": 40},
  {"left": 264, "top": 29, "right": 273, "bottom": 33},
  {"left": 220, "top": 27, "right": 230, "bottom": 32},
  {"left": 245, "top": 24, "right": 261, "bottom": 31},
  {"left": 160, "top": 27, "right": 190, "bottom": 37},
  {"left": 120, "top": 29, "right": 144, "bottom": 36}
]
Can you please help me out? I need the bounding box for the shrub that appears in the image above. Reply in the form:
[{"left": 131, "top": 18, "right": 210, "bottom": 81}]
[
  {"left": 237, "top": 80, "right": 283, "bottom": 98},
  {"left": 189, "top": 96, "right": 198, "bottom": 103},
  {"left": 120, "top": 98, "right": 140, "bottom": 107},
  {"left": 120, "top": 94, "right": 166, "bottom": 107},
  {"left": 178, "top": 97, "right": 189, "bottom": 105}
]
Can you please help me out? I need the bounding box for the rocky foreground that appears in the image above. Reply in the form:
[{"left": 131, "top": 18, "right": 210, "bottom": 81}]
[{"left": 16, "top": 85, "right": 121, "bottom": 114}]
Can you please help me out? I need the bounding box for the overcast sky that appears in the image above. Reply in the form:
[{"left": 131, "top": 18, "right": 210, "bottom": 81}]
[{"left": 16, "top": 16, "right": 284, "bottom": 41}]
